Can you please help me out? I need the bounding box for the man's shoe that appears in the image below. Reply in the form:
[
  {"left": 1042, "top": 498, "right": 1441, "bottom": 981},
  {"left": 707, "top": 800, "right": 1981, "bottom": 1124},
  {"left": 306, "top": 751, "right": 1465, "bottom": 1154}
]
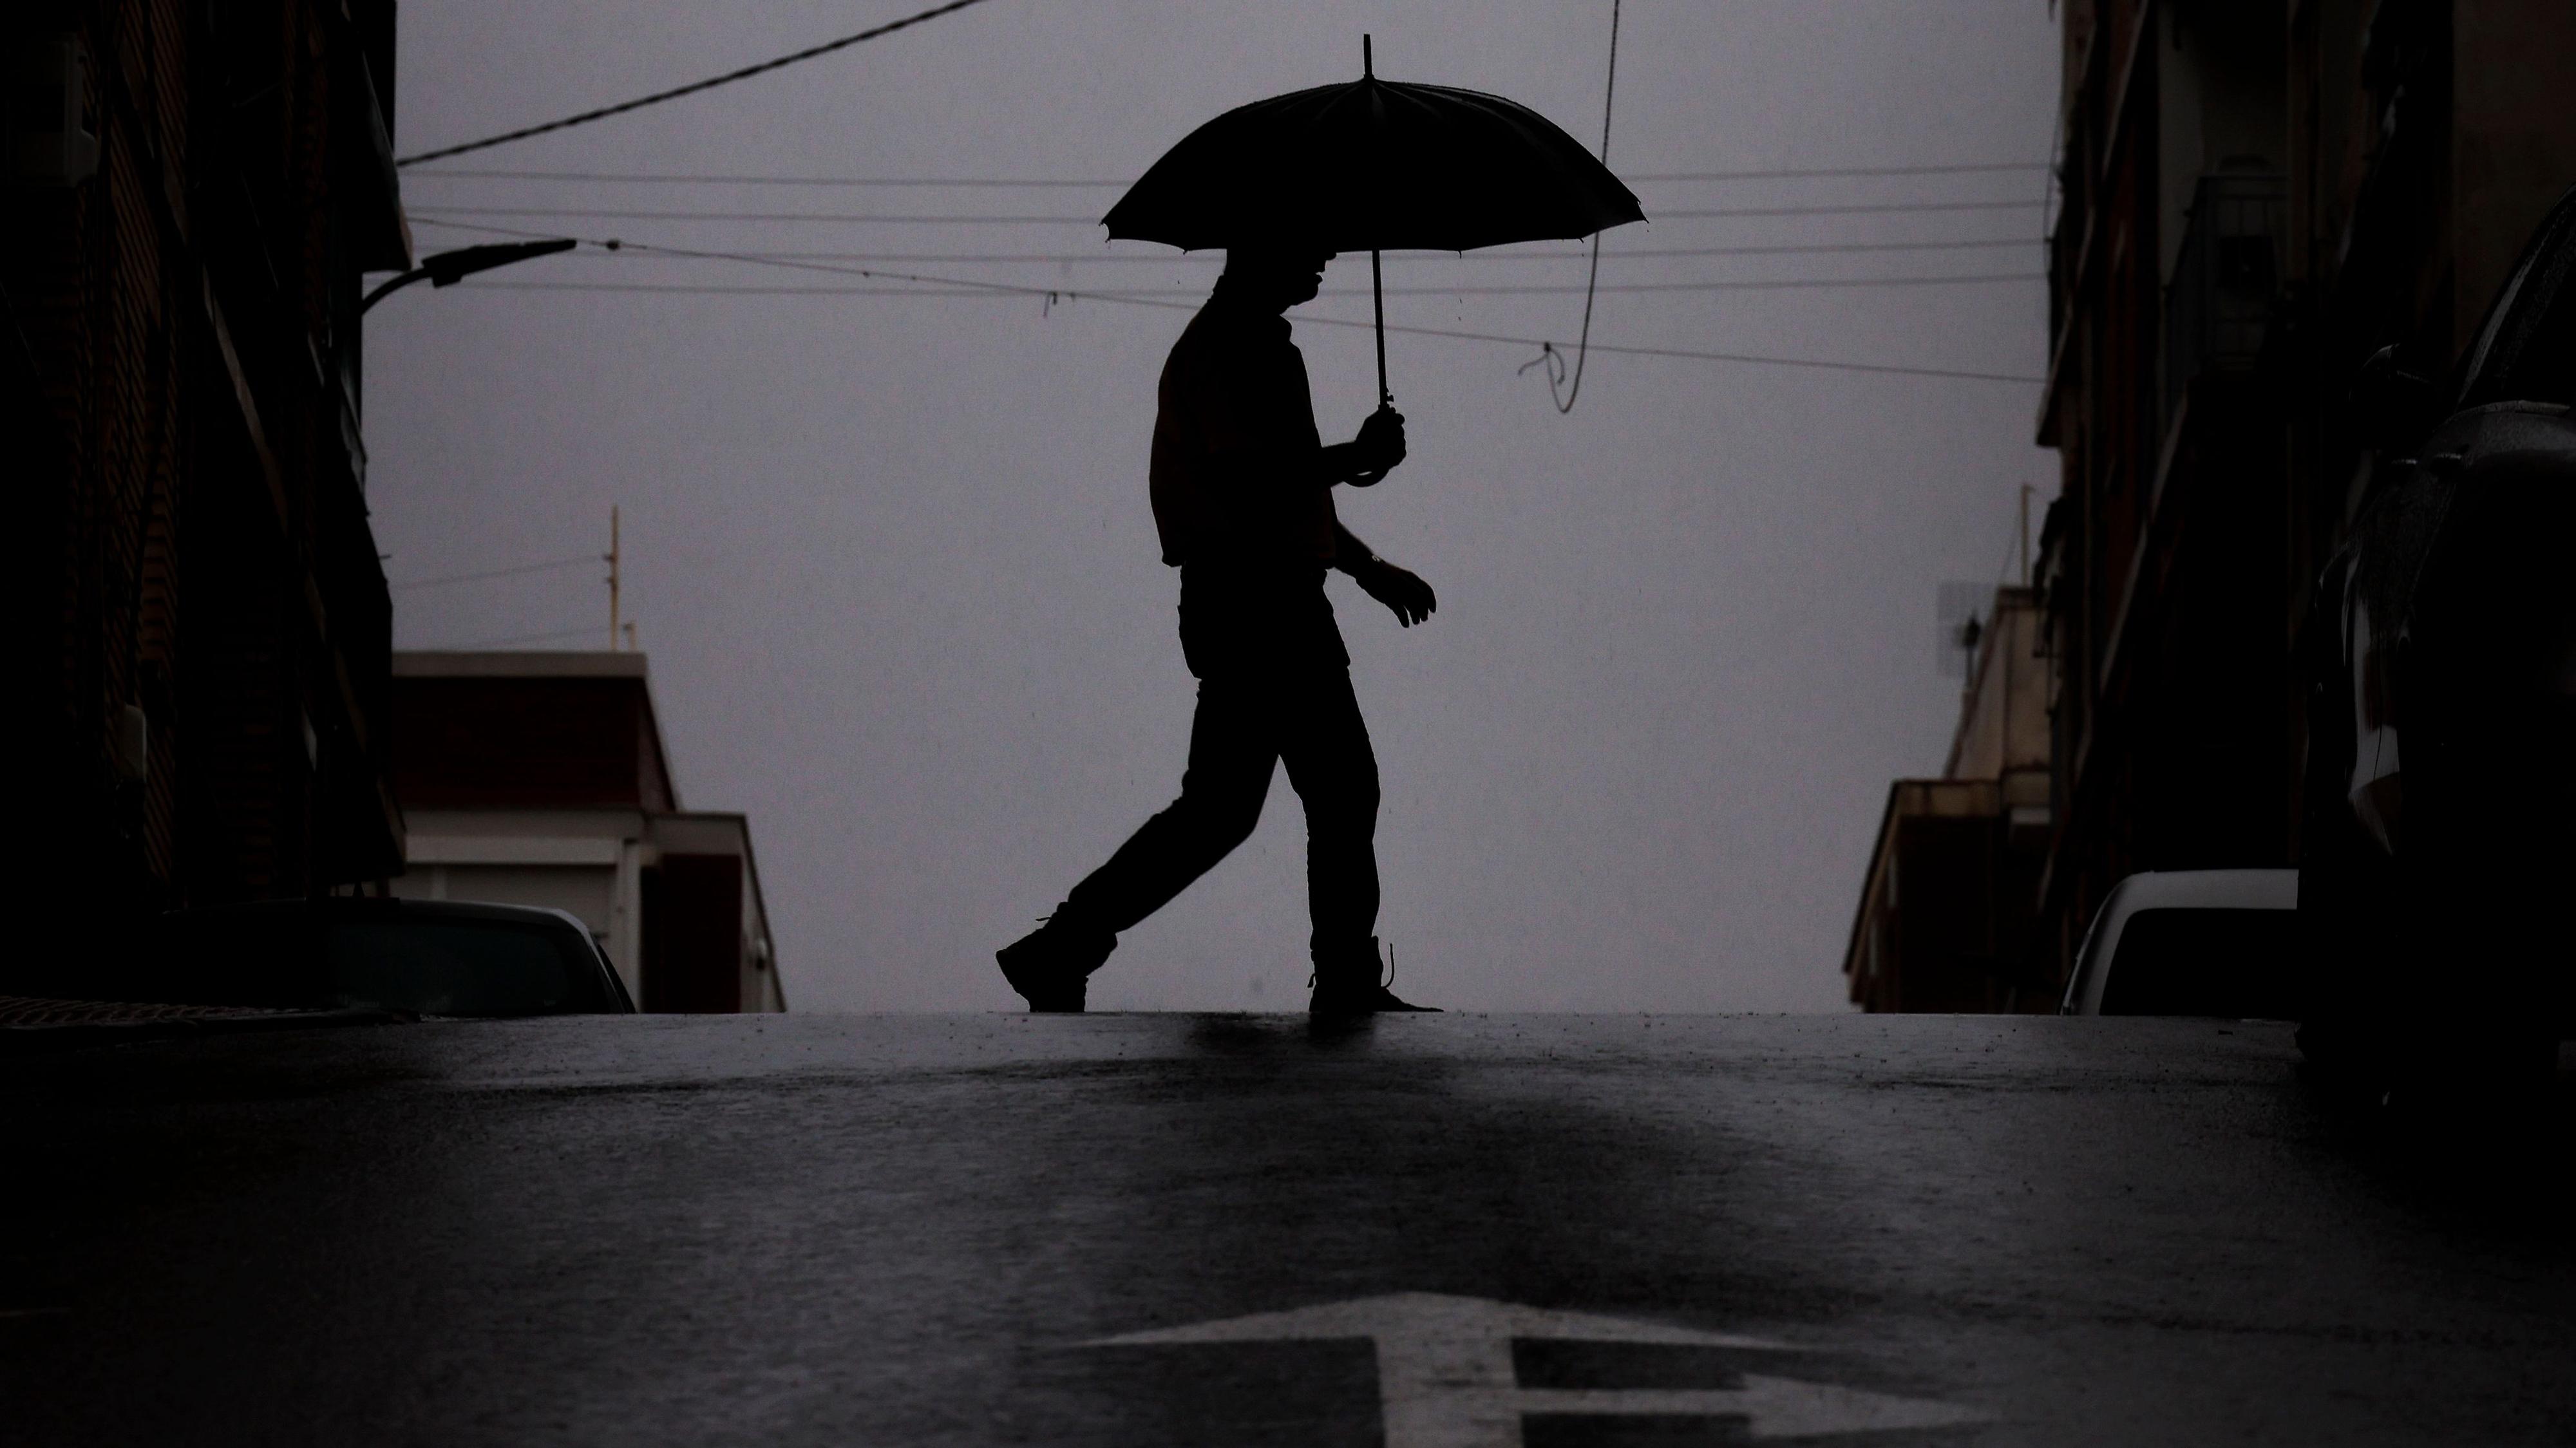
[
  {"left": 1310, "top": 979, "right": 1440, "bottom": 1015},
  {"left": 996, "top": 917, "right": 1113, "bottom": 1013},
  {"left": 1308, "top": 937, "right": 1440, "bottom": 1016}
]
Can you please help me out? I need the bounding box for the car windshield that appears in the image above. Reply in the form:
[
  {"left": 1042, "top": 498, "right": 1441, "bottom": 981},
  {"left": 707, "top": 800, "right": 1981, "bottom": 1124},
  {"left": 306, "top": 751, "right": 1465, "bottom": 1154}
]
[
  {"left": 319, "top": 918, "right": 612, "bottom": 1016},
  {"left": 2099, "top": 907, "right": 2300, "bottom": 1018},
  {"left": 2454, "top": 196, "right": 2576, "bottom": 409}
]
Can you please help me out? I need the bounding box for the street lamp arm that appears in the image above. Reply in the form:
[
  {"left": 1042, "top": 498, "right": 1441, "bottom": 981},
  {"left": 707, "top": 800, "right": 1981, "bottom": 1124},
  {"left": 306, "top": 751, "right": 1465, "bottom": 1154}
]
[
  {"left": 362, "top": 238, "right": 580, "bottom": 312},
  {"left": 361, "top": 268, "right": 434, "bottom": 312}
]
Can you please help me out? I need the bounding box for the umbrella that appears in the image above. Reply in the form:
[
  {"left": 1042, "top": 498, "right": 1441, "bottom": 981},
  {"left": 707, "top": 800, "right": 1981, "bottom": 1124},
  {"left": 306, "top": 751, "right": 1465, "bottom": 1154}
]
[{"left": 1103, "top": 37, "right": 1645, "bottom": 405}]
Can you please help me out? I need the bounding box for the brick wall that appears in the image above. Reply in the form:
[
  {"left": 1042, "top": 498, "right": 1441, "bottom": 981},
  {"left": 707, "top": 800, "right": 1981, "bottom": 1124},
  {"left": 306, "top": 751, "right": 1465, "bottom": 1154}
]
[{"left": 5, "top": 1, "right": 406, "bottom": 955}]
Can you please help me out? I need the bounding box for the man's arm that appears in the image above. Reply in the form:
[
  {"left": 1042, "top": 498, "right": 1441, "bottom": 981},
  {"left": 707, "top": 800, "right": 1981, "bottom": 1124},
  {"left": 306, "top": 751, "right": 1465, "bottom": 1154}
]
[
  {"left": 1205, "top": 410, "right": 1401, "bottom": 500},
  {"left": 1334, "top": 522, "right": 1437, "bottom": 627}
]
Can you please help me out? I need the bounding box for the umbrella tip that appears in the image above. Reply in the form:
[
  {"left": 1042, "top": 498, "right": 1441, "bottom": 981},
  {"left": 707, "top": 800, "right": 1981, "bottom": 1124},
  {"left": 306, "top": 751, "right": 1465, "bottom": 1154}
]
[{"left": 1363, "top": 33, "right": 1373, "bottom": 78}]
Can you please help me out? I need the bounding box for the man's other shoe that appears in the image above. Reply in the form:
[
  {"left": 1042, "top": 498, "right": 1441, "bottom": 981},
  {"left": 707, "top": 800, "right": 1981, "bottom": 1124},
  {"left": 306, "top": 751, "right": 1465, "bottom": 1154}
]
[
  {"left": 1308, "top": 937, "right": 1439, "bottom": 1016},
  {"left": 996, "top": 917, "right": 1113, "bottom": 1013}
]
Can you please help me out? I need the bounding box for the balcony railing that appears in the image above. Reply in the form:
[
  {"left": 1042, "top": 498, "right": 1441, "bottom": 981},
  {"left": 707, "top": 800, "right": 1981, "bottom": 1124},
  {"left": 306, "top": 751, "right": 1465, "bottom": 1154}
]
[{"left": 2161, "top": 171, "right": 2287, "bottom": 426}]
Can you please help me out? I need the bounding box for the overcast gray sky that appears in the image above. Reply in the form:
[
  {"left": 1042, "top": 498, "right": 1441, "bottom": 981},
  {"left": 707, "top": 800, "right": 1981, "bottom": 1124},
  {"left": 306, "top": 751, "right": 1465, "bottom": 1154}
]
[{"left": 370, "top": 1, "right": 2060, "bottom": 1013}]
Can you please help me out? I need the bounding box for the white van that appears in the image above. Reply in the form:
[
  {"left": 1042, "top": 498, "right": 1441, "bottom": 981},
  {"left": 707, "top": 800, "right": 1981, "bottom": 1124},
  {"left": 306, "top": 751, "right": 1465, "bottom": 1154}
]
[{"left": 2059, "top": 870, "right": 2300, "bottom": 1017}]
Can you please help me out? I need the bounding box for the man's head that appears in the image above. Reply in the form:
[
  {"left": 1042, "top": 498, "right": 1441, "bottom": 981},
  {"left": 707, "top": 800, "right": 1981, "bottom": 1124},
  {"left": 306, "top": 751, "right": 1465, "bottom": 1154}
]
[{"left": 1221, "top": 241, "right": 1335, "bottom": 310}]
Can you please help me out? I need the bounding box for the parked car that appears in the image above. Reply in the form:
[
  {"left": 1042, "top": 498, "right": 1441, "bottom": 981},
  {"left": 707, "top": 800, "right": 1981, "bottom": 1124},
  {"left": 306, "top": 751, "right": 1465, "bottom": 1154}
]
[
  {"left": 109, "top": 898, "right": 634, "bottom": 1018},
  {"left": 2060, "top": 870, "right": 2300, "bottom": 1018},
  {"left": 2298, "top": 184, "right": 2576, "bottom": 1078}
]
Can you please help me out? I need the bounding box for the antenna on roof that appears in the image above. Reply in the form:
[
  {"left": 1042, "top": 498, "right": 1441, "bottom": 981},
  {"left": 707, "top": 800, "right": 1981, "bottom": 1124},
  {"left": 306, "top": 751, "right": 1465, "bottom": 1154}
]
[{"left": 605, "top": 505, "right": 621, "bottom": 651}]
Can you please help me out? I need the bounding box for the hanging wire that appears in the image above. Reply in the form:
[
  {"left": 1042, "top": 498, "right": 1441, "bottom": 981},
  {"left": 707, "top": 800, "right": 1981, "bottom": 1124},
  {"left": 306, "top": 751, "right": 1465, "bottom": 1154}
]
[
  {"left": 393, "top": 236, "right": 2042, "bottom": 265},
  {"left": 397, "top": 160, "right": 2047, "bottom": 187},
  {"left": 402, "top": 216, "right": 2043, "bottom": 383},
  {"left": 439, "top": 622, "right": 608, "bottom": 650},
  {"left": 406, "top": 198, "right": 2038, "bottom": 225},
  {"left": 477, "top": 273, "right": 2042, "bottom": 299},
  {"left": 390, "top": 554, "right": 595, "bottom": 590},
  {"left": 395, "top": 0, "right": 998, "bottom": 167},
  {"left": 1530, "top": 0, "right": 1622, "bottom": 412}
]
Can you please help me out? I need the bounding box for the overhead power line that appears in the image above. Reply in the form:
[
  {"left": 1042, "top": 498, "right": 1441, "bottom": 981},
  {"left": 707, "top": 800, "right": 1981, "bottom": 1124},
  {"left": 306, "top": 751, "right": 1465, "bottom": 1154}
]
[
  {"left": 1367, "top": 321, "right": 2041, "bottom": 384},
  {"left": 395, "top": 0, "right": 1000, "bottom": 167},
  {"left": 478, "top": 273, "right": 2042, "bottom": 297},
  {"left": 392, "top": 554, "right": 596, "bottom": 591},
  {"left": 475, "top": 238, "right": 2041, "bottom": 265},
  {"left": 402, "top": 160, "right": 2052, "bottom": 187},
  {"left": 442, "top": 623, "right": 609, "bottom": 649},
  {"left": 408, "top": 217, "right": 2038, "bottom": 262},
  {"left": 411, "top": 225, "right": 2040, "bottom": 384},
  {"left": 408, "top": 198, "right": 2044, "bottom": 226},
  {"left": 402, "top": 218, "right": 2044, "bottom": 299},
  {"left": 417, "top": 207, "right": 1107, "bottom": 224},
  {"left": 408, "top": 170, "right": 1135, "bottom": 187},
  {"left": 464, "top": 279, "right": 2040, "bottom": 382},
  {"left": 1643, "top": 161, "right": 2049, "bottom": 181}
]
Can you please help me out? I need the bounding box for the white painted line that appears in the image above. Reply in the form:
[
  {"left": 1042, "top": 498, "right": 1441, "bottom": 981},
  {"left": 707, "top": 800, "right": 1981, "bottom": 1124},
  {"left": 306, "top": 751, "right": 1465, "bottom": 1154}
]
[{"left": 1088, "top": 1292, "right": 1986, "bottom": 1447}]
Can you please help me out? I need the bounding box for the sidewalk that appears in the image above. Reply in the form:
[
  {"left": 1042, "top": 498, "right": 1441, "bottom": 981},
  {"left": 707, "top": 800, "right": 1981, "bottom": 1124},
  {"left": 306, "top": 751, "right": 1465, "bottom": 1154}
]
[{"left": 0, "top": 994, "right": 399, "bottom": 1049}]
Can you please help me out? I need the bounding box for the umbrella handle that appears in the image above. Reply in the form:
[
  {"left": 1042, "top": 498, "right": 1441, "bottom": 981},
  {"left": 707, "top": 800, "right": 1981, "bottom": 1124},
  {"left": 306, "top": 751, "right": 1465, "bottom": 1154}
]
[{"left": 1372, "top": 247, "right": 1391, "bottom": 408}]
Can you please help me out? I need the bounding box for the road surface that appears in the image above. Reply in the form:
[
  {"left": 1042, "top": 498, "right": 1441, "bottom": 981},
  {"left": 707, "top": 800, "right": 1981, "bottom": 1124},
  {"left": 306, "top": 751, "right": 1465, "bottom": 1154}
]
[{"left": 3, "top": 1013, "right": 2570, "bottom": 1445}]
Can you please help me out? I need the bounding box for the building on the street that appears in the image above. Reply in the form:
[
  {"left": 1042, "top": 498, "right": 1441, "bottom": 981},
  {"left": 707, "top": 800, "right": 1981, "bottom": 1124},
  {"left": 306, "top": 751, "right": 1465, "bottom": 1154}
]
[
  {"left": 1844, "top": 585, "right": 2052, "bottom": 1011},
  {"left": 388, "top": 651, "right": 784, "bottom": 1013},
  {"left": 2014, "top": 0, "right": 2576, "bottom": 985},
  {"left": 6, "top": 5, "right": 410, "bottom": 935}
]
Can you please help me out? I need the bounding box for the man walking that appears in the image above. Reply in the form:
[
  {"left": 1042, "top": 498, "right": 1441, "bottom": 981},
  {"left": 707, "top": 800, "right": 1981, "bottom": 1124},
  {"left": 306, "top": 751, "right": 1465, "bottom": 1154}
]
[{"left": 997, "top": 241, "right": 1439, "bottom": 1016}]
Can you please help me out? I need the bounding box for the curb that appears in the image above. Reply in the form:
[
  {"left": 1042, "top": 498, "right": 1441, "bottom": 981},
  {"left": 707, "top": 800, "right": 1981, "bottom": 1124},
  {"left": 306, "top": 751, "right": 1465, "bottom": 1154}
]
[{"left": 0, "top": 999, "right": 408, "bottom": 1055}]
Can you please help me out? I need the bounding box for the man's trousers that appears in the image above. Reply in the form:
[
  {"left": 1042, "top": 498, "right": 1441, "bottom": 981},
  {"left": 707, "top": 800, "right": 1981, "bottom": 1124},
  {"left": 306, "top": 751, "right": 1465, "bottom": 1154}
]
[{"left": 1058, "top": 660, "right": 1380, "bottom": 959}]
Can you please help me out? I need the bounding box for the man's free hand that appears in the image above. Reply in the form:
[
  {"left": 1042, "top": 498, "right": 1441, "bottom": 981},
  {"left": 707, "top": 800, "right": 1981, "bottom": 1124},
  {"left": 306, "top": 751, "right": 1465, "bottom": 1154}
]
[{"left": 1352, "top": 556, "right": 1437, "bottom": 627}]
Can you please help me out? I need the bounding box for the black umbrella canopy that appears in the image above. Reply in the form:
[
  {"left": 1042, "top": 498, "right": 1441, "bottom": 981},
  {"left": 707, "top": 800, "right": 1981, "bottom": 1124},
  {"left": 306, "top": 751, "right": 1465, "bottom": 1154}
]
[{"left": 1102, "top": 74, "right": 1644, "bottom": 253}]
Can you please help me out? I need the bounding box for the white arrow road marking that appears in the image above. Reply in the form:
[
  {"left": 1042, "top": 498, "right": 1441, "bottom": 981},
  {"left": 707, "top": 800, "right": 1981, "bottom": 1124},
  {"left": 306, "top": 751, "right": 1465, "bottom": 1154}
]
[{"left": 1086, "top": 1292, "right": 1985, "bottom": 1447}]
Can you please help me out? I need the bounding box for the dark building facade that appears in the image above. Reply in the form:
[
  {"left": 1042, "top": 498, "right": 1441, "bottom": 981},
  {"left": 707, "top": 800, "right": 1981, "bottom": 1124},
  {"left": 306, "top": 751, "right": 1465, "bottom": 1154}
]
[
  {"left": 1845, "top": 587, "right": 2053, "bottom": 1012},
  {"left": 6, "top": 3, "right": 409, "bottom": 932},
  {"left": 1850, "top": 0, "right": 2576, "bottom": 1010},
  {"left": 2026, "top": 0, "right": 2576, "bottom": 982}
]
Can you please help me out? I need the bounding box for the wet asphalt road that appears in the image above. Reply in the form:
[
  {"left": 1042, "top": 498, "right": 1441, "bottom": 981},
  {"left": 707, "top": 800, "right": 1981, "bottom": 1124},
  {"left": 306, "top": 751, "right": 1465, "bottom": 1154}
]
[{"left": 2, "top": 1013, "right": 2571, "bottom": 1447}]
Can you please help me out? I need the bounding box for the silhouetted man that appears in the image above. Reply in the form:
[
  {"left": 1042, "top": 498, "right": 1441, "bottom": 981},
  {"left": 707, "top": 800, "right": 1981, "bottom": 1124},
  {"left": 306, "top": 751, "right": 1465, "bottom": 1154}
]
[{"left": 997, "top": 241, "right": 1439, "bottom": 1015}]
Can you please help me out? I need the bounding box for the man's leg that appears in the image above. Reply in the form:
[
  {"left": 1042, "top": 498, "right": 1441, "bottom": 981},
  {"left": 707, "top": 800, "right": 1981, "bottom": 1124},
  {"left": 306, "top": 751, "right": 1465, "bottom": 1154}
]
[
  {"left": 1277, "top": 666, "right": 1381, "bottom": 958},
  {"left": 1282, "top": 668, "right": 1435, "bottom": 1014},
  {"left": 999, "top": 675, "right": 1276, "bottom": 1010},
  {"left": 1060, "top": 673, "right": 1277, "bottom": 932}
]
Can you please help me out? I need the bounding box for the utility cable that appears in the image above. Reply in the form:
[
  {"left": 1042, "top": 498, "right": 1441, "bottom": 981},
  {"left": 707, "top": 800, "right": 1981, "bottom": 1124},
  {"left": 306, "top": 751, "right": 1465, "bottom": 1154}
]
[
  {"left": 479, "top": 274, "right": 2042, "bottom": 298},
  {"left": 414, "top": 223, "right": 2040, "bottom": 384},
  {"left": 406, "top": 219, "right": 2040, "bottom": 263},
  {"left": 401, "top": 224, "right": 2046, "bottom": 296},
  {"left": 392, "top": 554, "right": 596, "bottom": 590},
  {"left": 1642, "top": 162, "right": 2049, "bottom": 182},
  {"left": 415, "top": 207, "right": 1110, "bottom": 224},
  {"left": 401, "top": 160, "right": 2051, "bottom": 187},
  {"left": 407, "top": 170, "right": 1136, "bottom": 187},
  {"left": 408, "top": 198, "right": 2042, "bottom": 225},
  {"left": 611, "top": 239, "right": 2040, "bottom": 264},
  {"left": 1535, "top": 0, "right": 1621, "bottom": 412},
  {"left": 466, "top": 279, "right": 2042, "bottom": 382},
  {"left": 395, "top": 0, "right": 999, "bottom": 167},
  {"left": 442, "top": 623, "right": 610, "bottom": 649}
]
